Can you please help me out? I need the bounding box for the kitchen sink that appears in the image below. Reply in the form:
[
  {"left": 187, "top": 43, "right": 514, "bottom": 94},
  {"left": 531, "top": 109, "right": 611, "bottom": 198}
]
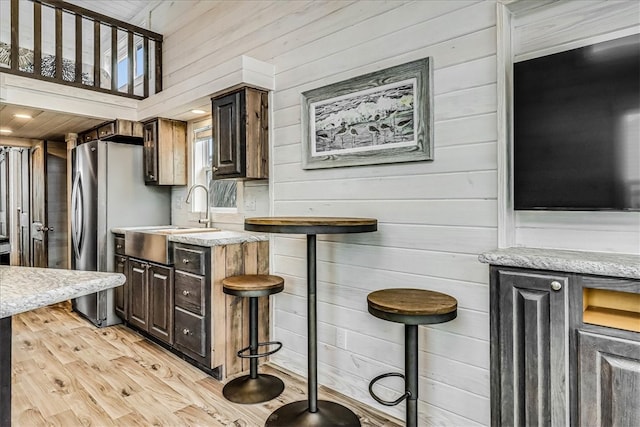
[{"left": 124, "top": 227, "right": 220, "bottom": 264}]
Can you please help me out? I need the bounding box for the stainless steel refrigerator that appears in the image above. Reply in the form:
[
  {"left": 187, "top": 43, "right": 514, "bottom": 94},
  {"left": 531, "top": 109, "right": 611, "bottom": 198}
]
[{"left": 71, "top": 140, "right": 171, "bottom": 327}]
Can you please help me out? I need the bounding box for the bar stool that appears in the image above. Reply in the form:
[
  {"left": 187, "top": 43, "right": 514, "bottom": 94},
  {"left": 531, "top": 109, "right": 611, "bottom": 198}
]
[
  {"left": 222, "top": 274, "right": 285, "bottom": 404},
  {"left": 367, "top": 288, "right": 457, "bottom": 427}
]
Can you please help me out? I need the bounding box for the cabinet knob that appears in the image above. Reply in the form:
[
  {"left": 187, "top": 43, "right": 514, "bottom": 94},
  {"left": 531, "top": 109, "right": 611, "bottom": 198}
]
[
  {"left": 183, "top": 258, "right": 190, "bottom": 264},
  {"left": 116, "top": 244, "right": 122, "bottom": 249},
  {"left": 182, "top": 290, "right": 190, "bottom": 296},
  {"left": 550, "top": 281, "right": 562, "bottom": 291},
  {"left": 182, "top": 328, "right": 191, "bottom": 335}
]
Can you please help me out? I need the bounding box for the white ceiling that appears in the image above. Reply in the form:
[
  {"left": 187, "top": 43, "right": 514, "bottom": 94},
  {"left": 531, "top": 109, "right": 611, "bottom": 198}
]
[
  {"left": 0, "top": 104, "right": 106, "bottom": 142},
  {"left": 64, "top": 0, "right": 152, "bottom": 24}
]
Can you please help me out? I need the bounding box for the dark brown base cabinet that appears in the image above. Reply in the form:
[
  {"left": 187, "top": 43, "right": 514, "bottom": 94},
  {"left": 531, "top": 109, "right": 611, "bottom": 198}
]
[
  {"left": 114, "top": 254, "right": 128, "bottom": 319},
  {"left": 173, "top": 243, "right": 211, "bottom": 368},
  {"left": 112, "top": 234, "right": 270, "bottom": 380},
  {"left": 126, "top": 258, "right": 174, "bottom": 346},
  {"left": 490, "top": 266, "right": 640, "bottom": 427}
]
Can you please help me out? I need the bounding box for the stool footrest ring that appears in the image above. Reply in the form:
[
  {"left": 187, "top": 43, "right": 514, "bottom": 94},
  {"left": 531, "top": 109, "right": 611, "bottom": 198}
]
[
  {"left": 368, "top": 372, "right": 411, "bottom": 406},
  {"left": 237, "top": 341, "right": 283, "bottom": 359}
]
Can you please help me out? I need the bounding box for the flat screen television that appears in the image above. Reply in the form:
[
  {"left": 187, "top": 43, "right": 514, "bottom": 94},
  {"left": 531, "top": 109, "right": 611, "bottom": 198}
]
[{"left": 513, "top": 33, "right": 640, "bottom": 211}]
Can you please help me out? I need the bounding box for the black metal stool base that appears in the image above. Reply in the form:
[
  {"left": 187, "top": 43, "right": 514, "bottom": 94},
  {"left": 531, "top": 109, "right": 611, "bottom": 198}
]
[
  {"left": 222, "top": 373, "right": 284, "bottom": 404},
  {"left": 265, "top": 400, "right": 361, "bottom": 427}
]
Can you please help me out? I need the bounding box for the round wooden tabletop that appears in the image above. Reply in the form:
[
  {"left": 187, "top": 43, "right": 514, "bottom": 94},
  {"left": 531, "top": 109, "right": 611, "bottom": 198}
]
[
  {"left": 367, "top": 288, "right": 457, "bottom": 325},
  {"left": 244, "top": 216, "right": 377, "bottom": 235}
]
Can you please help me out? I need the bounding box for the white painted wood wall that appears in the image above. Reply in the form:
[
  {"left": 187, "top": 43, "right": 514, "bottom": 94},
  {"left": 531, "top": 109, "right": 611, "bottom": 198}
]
[{"left": 157, "top": 1, "right": 495, "bottom": 424}]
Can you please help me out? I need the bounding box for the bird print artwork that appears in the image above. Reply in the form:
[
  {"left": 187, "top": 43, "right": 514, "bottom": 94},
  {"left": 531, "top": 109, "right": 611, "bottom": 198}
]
[
  {"left": 395, "top": 118, "right": 412, "bottom": 140},
  {"left": 368, "top": 125, "right": 380, "bottom": 144},
  {"left": 379, "top": 123, "right": 392, "bottom": 143},
  {"left": 349, "top": 127, "right": 359, "bottom": 146},
  {"left": 311, "top": 80, "right": 415, "bottom": 154},
  {"left": 333, "top": 123, "right": 348, "bottom": 147}
]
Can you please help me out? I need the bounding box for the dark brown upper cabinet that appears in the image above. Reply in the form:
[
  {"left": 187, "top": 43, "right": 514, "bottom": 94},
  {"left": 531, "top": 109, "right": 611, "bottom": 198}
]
[
  {"left": 143, "top": 118, "right": 187, "bottom": 186},
  {"left": 211, "top": 87, "right": 269, "bottom": 179},
  {"left": 78, "top": 119, "right": 143, "bottom": 145}
]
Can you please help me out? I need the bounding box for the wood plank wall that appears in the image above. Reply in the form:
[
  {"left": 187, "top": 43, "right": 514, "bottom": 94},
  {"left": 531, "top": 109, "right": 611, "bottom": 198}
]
[
  {"left": 508, "top": 1, "right": 640, "bottom": 254},
  {"left": 160, "top": 1, "right": 496, "bottom": 425}
]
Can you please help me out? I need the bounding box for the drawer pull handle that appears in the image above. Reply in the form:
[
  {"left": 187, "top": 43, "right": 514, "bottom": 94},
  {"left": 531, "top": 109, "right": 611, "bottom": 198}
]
[
  {"left": 183, "top": 258, "right": 190, "bottom": 264},
  {"left": 182, "top": 328, "right": 191, "bottom": 335},
  {"left": 182, "top": 290, "right": 190, "bottom": 296},
  {"left": 116, "top": 244, "right": 122, "bottom": 249},
  {"left": 550, "top": 281, "right": 562, "bottom": 291}
]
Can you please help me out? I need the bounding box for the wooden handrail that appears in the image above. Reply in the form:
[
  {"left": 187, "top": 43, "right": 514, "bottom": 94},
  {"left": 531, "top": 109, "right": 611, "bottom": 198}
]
[{"left": 1, "top": 0, "right": 163, "bottom": 99}]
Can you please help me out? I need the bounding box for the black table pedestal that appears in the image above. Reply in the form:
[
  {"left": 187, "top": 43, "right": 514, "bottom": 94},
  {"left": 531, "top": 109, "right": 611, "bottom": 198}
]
[
  {"left": 265, "top": 400, "right": 360, "bottom": 427},
  {"left": 265, "top": 235, "right": 360, "bottom": 427}
]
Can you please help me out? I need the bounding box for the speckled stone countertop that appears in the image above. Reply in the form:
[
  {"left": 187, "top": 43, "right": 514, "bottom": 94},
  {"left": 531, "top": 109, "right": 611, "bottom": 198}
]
[
  {"left": 0, "top": 266, "right": 125, "bottom": 318},
  {"left": 479, "top": 247, "right": 640, "bottom": 279},
  {"left": 167, "top": 230, "right": 268, "bottom": 247},
  {"left": 111, "top": 226, "right": 268, "bottom": 247}
]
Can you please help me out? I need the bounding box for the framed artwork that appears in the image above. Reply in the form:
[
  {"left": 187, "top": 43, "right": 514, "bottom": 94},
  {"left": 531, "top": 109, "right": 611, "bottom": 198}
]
[{"left": 301, "top": 57, "right": 433, "bottom": 169}]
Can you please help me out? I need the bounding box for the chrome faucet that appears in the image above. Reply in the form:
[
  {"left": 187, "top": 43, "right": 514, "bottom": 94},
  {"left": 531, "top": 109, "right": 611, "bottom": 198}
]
[{"left": 185, "top": 184, "right": 212, "bottom": 228}]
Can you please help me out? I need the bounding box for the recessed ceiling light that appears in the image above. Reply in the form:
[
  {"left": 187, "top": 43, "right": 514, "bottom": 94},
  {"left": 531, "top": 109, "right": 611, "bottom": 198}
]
[
  {"left": 0, "top": 129, "right": 13, "bottom": 134},
  {"left": 13, "top": 113, "right": 32, "bottom": 119},
  {"left": 191, "top": 109, "right": 206, "bottom": 114}
]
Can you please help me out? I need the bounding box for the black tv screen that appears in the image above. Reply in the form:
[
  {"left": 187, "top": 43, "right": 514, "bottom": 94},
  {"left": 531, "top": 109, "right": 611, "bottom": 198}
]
[{"left": 514, "top": 34, "right": 640, "bottom": 211}]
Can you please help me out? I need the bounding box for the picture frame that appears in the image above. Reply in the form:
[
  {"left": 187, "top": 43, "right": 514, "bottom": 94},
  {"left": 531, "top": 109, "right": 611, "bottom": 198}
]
[{"left": 301, "top": 57, "right": 433, "bottom": 170}]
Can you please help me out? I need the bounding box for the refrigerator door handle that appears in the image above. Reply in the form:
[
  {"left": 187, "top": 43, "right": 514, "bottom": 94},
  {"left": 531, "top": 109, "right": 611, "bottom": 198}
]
[{"left": 71, "top": 171, "right": 85, "bottom": 261}]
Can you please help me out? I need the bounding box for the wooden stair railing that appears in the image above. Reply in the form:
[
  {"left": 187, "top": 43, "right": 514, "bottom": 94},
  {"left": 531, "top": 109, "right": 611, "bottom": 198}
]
[{"left": 1, "top": 0, "right": 163, "bottom": 99}]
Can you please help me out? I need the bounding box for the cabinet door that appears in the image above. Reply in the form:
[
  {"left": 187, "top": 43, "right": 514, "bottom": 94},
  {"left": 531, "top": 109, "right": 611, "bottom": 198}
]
[
  {"left": 578, "top": 331, "right": 640, "bottom": 426},
  {"left": 114, "top": 255, "right": 128, "bottom": 319},
  {"left": 212, "top": 91, "right": 243, "bottom": 177},
  {"left": 494, "top": 269, "right": 570, "bottom": 427},
  {"left": 148, "top": 263, "right": 174, "bottom": 345},
  {"left": 128, "top": 259, "right": 148, "bottom": 330},
  {"left": 143, "top": 121, "right": 158, "bottom": 184}
]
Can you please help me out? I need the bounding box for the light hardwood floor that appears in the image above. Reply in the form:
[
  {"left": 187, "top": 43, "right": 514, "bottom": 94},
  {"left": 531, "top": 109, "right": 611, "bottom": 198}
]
[{"left": 10, "top": 302, "right": 402, "bottom": 426}]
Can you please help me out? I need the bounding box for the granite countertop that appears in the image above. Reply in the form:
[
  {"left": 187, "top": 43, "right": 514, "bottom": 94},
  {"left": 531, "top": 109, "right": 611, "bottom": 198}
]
[
  {"left": 0, "top": 266, "right": 125, "bottom": 318},
  {"left": 479, "top": 247, "right": 640, "bottom": 279},
  {"left": 111, "top": 226, "right": 269, "bottom": 247},
  {"left": 167, "top": 230, "right": 268, "bottom": 247}
]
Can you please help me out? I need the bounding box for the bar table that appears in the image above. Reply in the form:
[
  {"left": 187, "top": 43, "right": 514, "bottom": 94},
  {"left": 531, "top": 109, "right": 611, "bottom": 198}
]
[
  {"left": 0, "top": 266, "right": 125, "bottom": 427},
  {"left": 245, "top": 216, "right": 377, "bottom": 427}
]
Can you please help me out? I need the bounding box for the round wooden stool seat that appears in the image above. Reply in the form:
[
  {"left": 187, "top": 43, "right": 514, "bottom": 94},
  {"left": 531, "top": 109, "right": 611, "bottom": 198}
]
[
  {"left": 222, "top": 274, "right": 285, "bottom": 298},
  {"left": 367, "top": 288, "right": 457, "bottom": 325}
]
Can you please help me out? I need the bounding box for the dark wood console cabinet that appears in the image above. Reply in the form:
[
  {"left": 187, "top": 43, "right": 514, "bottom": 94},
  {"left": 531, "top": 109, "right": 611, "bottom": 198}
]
[{"left": 490, "top": 266, "right": 640, "bottom": 427}]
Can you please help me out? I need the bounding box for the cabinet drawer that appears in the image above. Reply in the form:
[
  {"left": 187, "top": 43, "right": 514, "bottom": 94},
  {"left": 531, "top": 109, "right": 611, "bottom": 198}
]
[
  {"left": 175, "top": 270, "right": 205, "bottom": 315},
  {"left": 81, "top": 129, "right": 98, "bottom": 143},
  {"left": 174, "top": 246, "right": 206, "bottom": 275},
  {"left": 98, "top": 122, "right": 115, "bottom": 139},
  {"left": 114, "top": 236, "right": 125, "bottom": 255},
  {"left": 174, "top": 307, "right": 206, "bottom": 358}
]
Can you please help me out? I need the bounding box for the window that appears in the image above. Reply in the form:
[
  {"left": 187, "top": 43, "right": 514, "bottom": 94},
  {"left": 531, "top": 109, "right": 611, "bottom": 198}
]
[
  {"left": 191, "top": 119, "right": 237, "bottom": 211},
  {"left": 114, "top": 44, "right": 144, "bottom": 90},
  {"left": 192, "top": 121, "right": 212, "bottom": 212},
  {"left": 135, "top": 44, "right": 144, "bottom": 78},
  {"left": 117, "top": 57, "right": 128, "bottom": 89}
]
